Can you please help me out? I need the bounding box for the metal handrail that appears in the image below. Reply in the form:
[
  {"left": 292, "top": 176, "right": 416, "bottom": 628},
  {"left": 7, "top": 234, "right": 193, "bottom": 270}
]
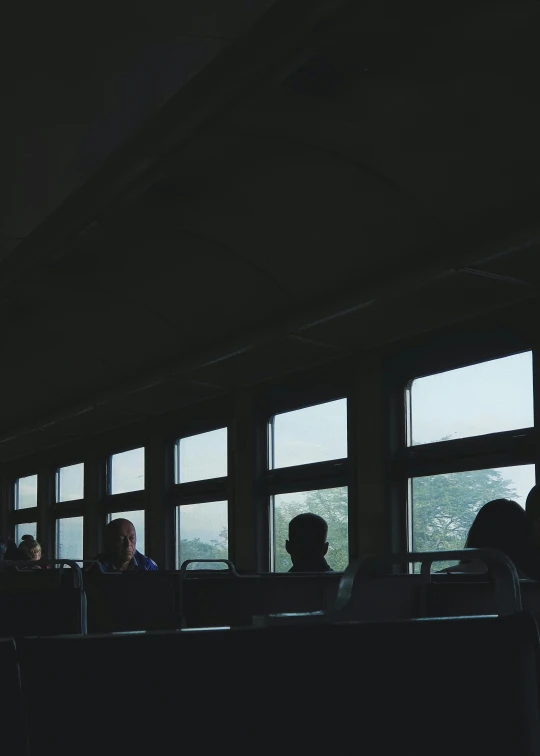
[
  {"left": 0, "top": 559, "right": 84, "bottom": 589},
  {"left": 180, "top": 559, "right": 239, "bottom": 577},
  {"left": 333, "top": 549, "right": 522, "bottom": 617}
]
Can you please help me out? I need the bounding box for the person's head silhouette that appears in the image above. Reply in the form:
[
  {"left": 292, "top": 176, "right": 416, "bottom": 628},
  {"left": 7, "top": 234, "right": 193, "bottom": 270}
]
[
  {"left": 441, "top": 498, "right": 530, "bottom": 575},
  {"left": 285, "top": 513, "right": 333, "bottom": 572},
  {"left": 526, "top": 485, "right": 540, "bottom": 545},
  {"left": 465, "top": 498, "right": 526, "bottom": 560}
]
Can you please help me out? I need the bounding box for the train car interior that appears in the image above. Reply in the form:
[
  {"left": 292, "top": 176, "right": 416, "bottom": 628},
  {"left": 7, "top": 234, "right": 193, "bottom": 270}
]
[{"left": 3, "top": 1, "right": 540, "bottom": 753}]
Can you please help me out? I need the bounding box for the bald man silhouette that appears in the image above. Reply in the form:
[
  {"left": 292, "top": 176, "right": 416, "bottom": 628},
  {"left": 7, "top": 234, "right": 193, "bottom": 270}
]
[{"left": 286, "top": 513, "right": 334, "bottom": 572}]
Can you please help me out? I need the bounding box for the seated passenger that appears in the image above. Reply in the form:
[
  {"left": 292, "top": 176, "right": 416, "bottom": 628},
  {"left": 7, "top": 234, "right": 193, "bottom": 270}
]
[
  {"left": 439, "top": 498, "right": 531, "bottom": 576},
  {"left": 0, "top": 537, "right": 18, "bottom": 561},
  {"left": 18, "top": 535, "right": 50, "bottom": 569},
  {"left": 93, "top": 518, "right": 157, "bottom": 572},
  {"left": 286, "top": 513, "right": 334, "bottom": 572},
  {"left": 524, "top": 485, "right": 540, "bottom": 579},
  {"left": 5, "top": 538, "right": 23, "bottom": 561}
]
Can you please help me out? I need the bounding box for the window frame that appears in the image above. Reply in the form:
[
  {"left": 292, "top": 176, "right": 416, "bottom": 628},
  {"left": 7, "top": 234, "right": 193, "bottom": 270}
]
[
  {"left": 174, "top": 499, "right": 229, "bottom": 570},
  {"left": 13, "top": 473, "right": 38, "bottom": 511},
  {"left": 106, "top": 445, "right": 146, "bottom": 497},
  {"left": 55, "top": 513, "right": 85, "bottom": 561},
  {"left": 257, "top": 387, "right": 352, "bottom": 573},
  {"left": 174, "top": 426, "right": 228, "bottom": 486},
  {"left": 170, "top": 423, "right": 231, "bottom": 567},
  {"left": 394, "top": 344, "right": 538, "bottom": 557},
  {"left": 55, "top": 462, "right": 85, "bottom": 505}
]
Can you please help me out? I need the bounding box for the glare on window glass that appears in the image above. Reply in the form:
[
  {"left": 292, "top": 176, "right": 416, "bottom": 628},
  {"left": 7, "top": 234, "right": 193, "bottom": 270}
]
[
  {"left": 410, "top": 463, "right": 535, "bottom": 570},
  {"left": 107, "top": 510, "right": 145, "bottom": 552},
  {"left": 57, "top": 463, "right": 84, "bottom": 502},
  {"left": 109, "top": 448, "right": 145, "bottom": 494},
  {"left": 176, "top": 501, "right": 228, "bottom": 569},
  {"left": 409, "top": 352, "right": 533, "bottom": 446},
  {"left": 176, "top": 428, "right": 227, "bottom": 483},
  {"left": 14, "top": 522, "right": 37, "bottom": 546},
  {"left": 15, "top": 475, "right": 38, "bottom": 510},
  {"left": 272, "top": 487, "right": 348, "bottom": 572},
  {"left": 271, "top": 399, "right": 347, "bottom": 469},
  {"left": 56, "top": 516, "right": 84, "bottom": 560}
]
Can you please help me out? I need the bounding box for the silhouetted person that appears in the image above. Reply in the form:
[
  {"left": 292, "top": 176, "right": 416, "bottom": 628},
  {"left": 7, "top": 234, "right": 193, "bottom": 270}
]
[
  {"left": 526, "top": 485, "right": 540, "bottom": 543},
  {"left": 18, "top": 535, "right": 50, "bottom": 569},
  {"left": 93, "top": 518, "right": 157, "bottom": 572},
  {"left": 440, "top": 498, "right": 531, "bottom": 576},
  {"left": 286, "top": 513, "right": 334, "bottom": 572},
  {"left": 524, "top": 485, "right": 540, "bottom": 579},
  {"left": 19, "top": 535, "right": 41, "bottom": 561},
  {"left": 0, "top": 537, "right": 23, "bottom": 561}
]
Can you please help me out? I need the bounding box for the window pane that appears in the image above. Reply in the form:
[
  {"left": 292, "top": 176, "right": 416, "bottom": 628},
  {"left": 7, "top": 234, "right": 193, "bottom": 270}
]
[
  {"left": 271, "top": 399, "right": 347, "bottom": 469},
  {"left": 14, "top": 522, "right": 37, "bottom": 546},
  {"left": 56, "top": 517, "right": 84, "bottom": 560},
  {"left": 176, "top": 428, "right": 227, "bottom": 483},
  {"left": 410, "top": 463, "right": 536, "bottom": 570},
  {"left": 56, "top": 463, "right": 84, "bottom": 502},
  {"left": 107, "top": 510, "right": 145, "bottom": 552},
  {"left": 176, "top": 501, "right": 228, "bottom": 570},
  {"left": 109, "top": 448, "right": 145, "bottom": 494},
  {"left": 15, "top": 475, "right": 37, "bottom": 510},
  {"left": 272, "top": 487, "right": 348, "bottom": 572},
  {"left": 409, "top": 352, "right": 533, "bottom": 446}
]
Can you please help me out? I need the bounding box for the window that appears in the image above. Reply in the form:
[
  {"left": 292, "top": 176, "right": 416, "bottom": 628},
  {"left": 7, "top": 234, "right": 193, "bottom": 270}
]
[
  {"left": 408, "top": 351, "right": 533, "bottom": 446},
  {"left": 14, "top": 522, "right": 37, "bottom": 545},
  {"left": 270, "top": 399, "right": 347, "bottom": 469},
  {"left": 272, "top": 487, "right": 348, "bottom": 572},
  {"left": 56, "top": 463, "right": 84, "bottom": 502},
  {"left": 410, "top": 464, "right": 536, "bottom": 570},
  {"left": 15, "top": 475, "right": 38, "bottom": 510},
  {"left": 175, "top": 428, "right": 227, "bottom": 483},
  {"left": 109, "top": 448, "right": 145, "bottom": 494},
  {"left": 107, "top": 510, "right": 145, "bottom": 552},
  {"left": 56, "top": 517, "right": 84, "bottom": 560},
  {"left": 176, "top": 501, "right": 228, "bottom": 569}
]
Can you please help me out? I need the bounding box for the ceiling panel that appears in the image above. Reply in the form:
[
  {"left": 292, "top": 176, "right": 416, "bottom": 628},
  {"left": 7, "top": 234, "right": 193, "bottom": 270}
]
[{"left": 3, "top": 0, "right": 540, "bottom": 456}]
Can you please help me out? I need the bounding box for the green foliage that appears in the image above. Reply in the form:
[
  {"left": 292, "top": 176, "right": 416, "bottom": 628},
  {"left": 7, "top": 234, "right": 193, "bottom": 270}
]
[
  {"left": 412, "top": 467, "right": 518, "bottom": 569},
  {"left": 179, "top": 527, "right": 228, "bottom": 570},
  {"left": 176, "top": 467, "right": 517, "bottom": 574}
]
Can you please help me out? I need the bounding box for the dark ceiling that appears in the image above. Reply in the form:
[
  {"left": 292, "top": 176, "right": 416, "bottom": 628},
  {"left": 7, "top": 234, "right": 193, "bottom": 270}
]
[{"left": 3, "top": 0, "right": 540, "bottom": 459}]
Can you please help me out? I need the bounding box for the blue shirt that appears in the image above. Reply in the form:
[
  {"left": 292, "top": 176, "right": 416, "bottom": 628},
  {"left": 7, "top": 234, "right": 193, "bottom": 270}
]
[{"left": 93, "top": 550, "right": 158, "bottom": 572}]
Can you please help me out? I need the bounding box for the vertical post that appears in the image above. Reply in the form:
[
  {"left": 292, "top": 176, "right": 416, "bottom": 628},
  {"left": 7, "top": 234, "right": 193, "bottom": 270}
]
[
  {"left": 145, "top": 429, "right": 171, "bottom": 568},
  {"left": 230, "top": 389, "right": 260, "bottom": 572},
  {"left": 351, "top": 355, "right": 396, "bottom": 557},
  {"left": 37, "top": 463, "right": 54, "bottom": 557},
  {"left": 84, "top": 450, "right": 106, "bottom": 559},
  {"left": 533, "top": 345, "right": 540, "bottom": 486},
  {"left": 0, "top": 473, "right": 8, "bottom": 537}
]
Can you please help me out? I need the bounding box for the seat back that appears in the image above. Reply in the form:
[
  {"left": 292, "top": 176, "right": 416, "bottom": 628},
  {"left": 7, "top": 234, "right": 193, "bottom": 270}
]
[
  {"left": 84, "top": 571, "right": 180, "bottom": 632},
  {"left": 256, "top": 548, "right": 521, "bottom": 626},
  {"left": 180, "top": 569, "right": 341, "bottom": 628},
  {"left": 428, "top": 575, "right": 540, "bottom": 626},
  {"left": 17, "top": 611, "right": 540, "bottom": 756},
  {"left": 0, "top": 561, "right": 86, "bottom": 636},
  {"left": 181, "top": 571, "right": 261, "bottom": 627}
]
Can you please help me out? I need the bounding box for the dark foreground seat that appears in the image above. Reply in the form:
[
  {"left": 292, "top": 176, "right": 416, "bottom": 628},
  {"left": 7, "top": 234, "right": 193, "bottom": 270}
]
[
  {"left": 18, "top": 610, "right": 540, "bottom": 756},
  {"left": 0, "top": 637, "right": 25, "bottom": 755}
]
